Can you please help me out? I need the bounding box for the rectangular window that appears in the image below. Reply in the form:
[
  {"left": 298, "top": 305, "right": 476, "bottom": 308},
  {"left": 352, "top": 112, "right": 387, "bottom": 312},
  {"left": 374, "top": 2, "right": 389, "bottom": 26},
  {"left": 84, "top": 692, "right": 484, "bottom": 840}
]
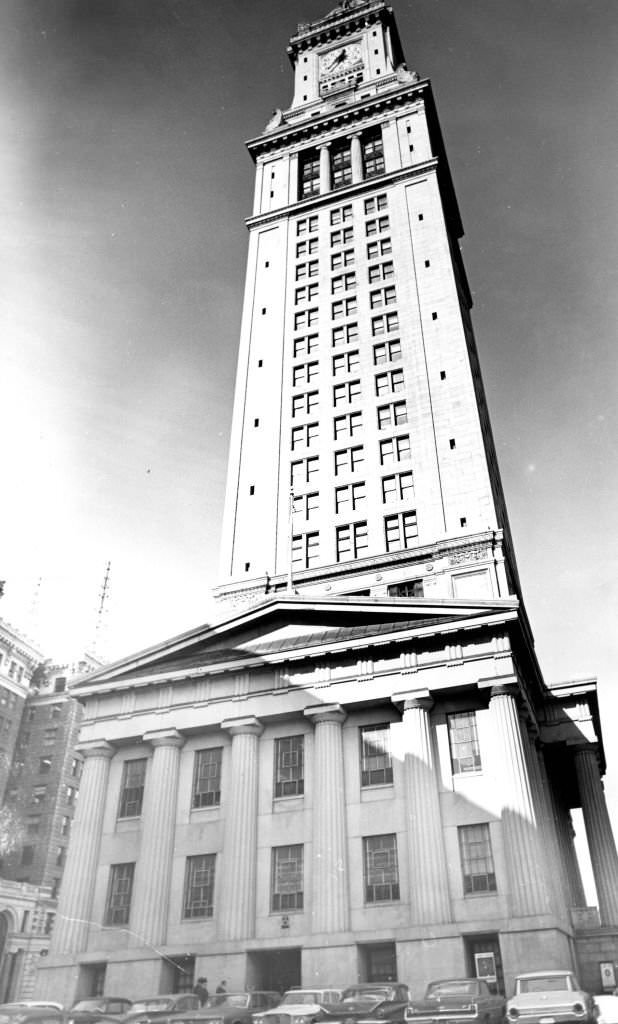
[
  {"left": 367, "top": 238, "right": 392, "bottom": 259},
  {"left": 271, "top": 844, "right": 304, "bottom": 911},
  {"left": 362, "top": 128, "right": 385, "bottom": 178},
  {"left": 448, "top": 711, "right": 482, "bottom": 774},
  {"left": 331, "top": 226, "right": 354, "bottom": 247},
  {"left": 299, "top": 148, "right": 320, "bottom": 199},
  {"left": 381, "top": 471, "right": 414, "bottom": 503},
  {"left": 292, "top": 531, "right": 319, "bottom": 569},
  {"left": 374, "top": 340, "right": 402, "bottom": 365},
  {"left": 332, "top": 322, "right": 358, "bottom": 347},
  {"left": 334, "top": 410, "right": 363, "bottom": 440},
  {"left": 331, "top": 140, "right": 352, "bottom": 189},
  {"left": 360, "top": 724, "right": 393, "bottom": 786},
  {"left": 332, "top": 272, "right": 356, "bottom": 294},
  {"left": 274, "top": 736, "right": 304, "bottom": 798},
  {"left": 291, "top": 456, "right": 319, "bottom": 486},
  {"left": 387, "top": 579, "right": 424, "bottom": 597},
  {"left": 334, "top": 445, "right": 364, "bottom": 476},
  {"left": 384, "top": 510, "right": 418, "bottom": 551},
  {"left": 335, "top": 481, "right": 366, "bottom": 514},
  {"left": 292, "top": 390, "right": 319, "bottom": 417},
  {"left": 294, "top": 283, "right": 319, "bottom": 305},
  {"left": 380, "top": 434, "right": 411, "bottom": 464},
  {"left": 377, "top": 401, "right": 408, "bottom": 429},
  {"left": 32, "top": 785, "right": 47, "bottom": 805},
  {"left": 330, "top": 205, "right": 353, "bottom": 225},
  {"left": 38, "top": 756, "right": 52, "bottom": 774},
  {"left": 375, "top": 369, "right": 405, "bottom": 396},
  {"left": 364, "top": 194, "right": 388, "bottom": 214},
  {"left": 370, "top": 286, "right": 396, "bottom": 309},
  {"left": 296, "top": 237, "right": 318, "bottom": 257},
  {"left": 118, "top": 758, "right": 147, "bottom": 818},
  {"left": 105, "top": 863, "right": 135, "bottom": 926},
  {"left": 368, "top": 261, "right": 394, "bottom": 283},
  {"left": 294, "top": 309, "right": 319, "bottom": 331},
  {"left": 21, "top": 845, "right": 34, "bottom": 866},
  {"left": 333, "top": 380, "right": 361, "bottom": 406},
  {"left": 363, "top": 834, "right": 399, "bottom": 902},
  {"left": 332, "top": 297, "right": 357, "bottom": 320},
  {"left": 293, "top": 361, "right": 319, "bottom": 386},
  {"left": 43, "top": 727, "right": 58, "bottom": 746},
  {"left": 336, "top": 520, "right": 368, "bottom": 561},
  {"left": 366, "top": 215, "right": 390, "bottom": 237},
  {"left": 372, "top": 312, "right": 399, "bottom": 336},
  {"left": 183, "top": 853, "right": 216, "bottom": 918},
  {"left": 458, "top": 824, "right": 497, "bottom": 894},
  {"left": 291, "top": 422, "right": 319, "bottom": 450},
  {"left": 26, "top": 816, "right": 40, "bottom": 836},
  {"left": 331, "top": 248, "right": 355, "bottom": 271},
  {"left": 332, "top": 350, "right": 360, "bottom": 377},
  {"left": 192, "top": 747, "right": 223, "bottom": 809},
  {"left": 297, "top": 215, "right": 318, "bottom": 237},
  {"left": 293, "top": 334, "right": 318, "bottom": 358},
  {"left": 295, "top": 260, "right": 318, "bottom": 281},
  {"left": 66, "top": 785, "right": 76, "bottom": 805},
  {"left": 292, "top": 491, "right": 319, "bottom": 521}
]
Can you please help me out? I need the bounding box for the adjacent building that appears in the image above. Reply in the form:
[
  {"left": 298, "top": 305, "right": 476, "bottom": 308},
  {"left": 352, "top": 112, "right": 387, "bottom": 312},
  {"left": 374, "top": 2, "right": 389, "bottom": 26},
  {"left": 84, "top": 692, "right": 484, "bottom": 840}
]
[{"left": 37, "top": 0, "right": 618, "bottom": 1007}]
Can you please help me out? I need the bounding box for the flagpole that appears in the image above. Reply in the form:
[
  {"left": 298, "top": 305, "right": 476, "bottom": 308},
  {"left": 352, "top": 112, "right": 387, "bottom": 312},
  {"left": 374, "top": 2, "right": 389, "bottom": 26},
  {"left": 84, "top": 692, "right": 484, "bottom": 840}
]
[{"left": 287, "top": 487, "right": 294, "bottom": 593}]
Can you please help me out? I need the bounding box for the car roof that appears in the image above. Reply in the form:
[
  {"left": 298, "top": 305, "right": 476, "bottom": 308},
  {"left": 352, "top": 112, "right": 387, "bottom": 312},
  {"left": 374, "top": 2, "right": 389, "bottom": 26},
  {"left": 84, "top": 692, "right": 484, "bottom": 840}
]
[{"left": 516, "top": 971, "right": 574, "bottom": 978}]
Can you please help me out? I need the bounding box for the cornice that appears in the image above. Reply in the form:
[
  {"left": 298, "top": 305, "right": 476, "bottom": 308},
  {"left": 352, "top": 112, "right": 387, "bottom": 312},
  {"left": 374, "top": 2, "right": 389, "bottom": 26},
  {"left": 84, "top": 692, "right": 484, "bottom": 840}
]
[
  {"left": 247, "top": 78, "right": 429, "bottom": 160},
  {"left": 288, "top": 1, "right": 388, "bottom": 58},
  {"left": 245, "top": 158, "right": 437, "bottom": 232}
]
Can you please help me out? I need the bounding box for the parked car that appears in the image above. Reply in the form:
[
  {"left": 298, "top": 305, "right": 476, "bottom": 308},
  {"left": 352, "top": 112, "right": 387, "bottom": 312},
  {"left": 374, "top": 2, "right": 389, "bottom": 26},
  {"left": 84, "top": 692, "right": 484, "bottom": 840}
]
[
  {"left": 126, "top": 996, "right": 200, "bottom": 1024},
  {"left": 593, "top": 997, "right": 618, "bottom": 1024},
  {"left": 404, "top": 979, "right": 504, "bottom": 1024},
  {"left": 0, "top": 1007, "right": 65, "bottom": 1024},
  {"left": 253, "top": 989, "right": 344, "bottom": 1024},
  {"left": 68, "top": 999, "right": 132, "bottom": 1024},
  {"left": 321, "top": 984, "right": 410, "bottom": 1024},
  {"left": 506, "top": 971, "right": 594, "bottom": 1024},
  {"left": 167, "top": 993, "right": 281, "bottom": 1024}
]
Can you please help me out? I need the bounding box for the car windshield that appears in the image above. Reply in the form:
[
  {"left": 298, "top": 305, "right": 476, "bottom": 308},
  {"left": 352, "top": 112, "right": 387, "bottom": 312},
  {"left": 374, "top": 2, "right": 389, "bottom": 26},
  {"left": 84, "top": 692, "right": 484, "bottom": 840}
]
[
  {"left": 426, "top": 984, "right": 477, "bottom": 999},
  {"left": 72, "top": 1004, "right": 105, "bottom": 1013},
  {"left": 130, "top": 1002, "right": 174, "bottom": 1014},
  {"left": 215, "top": 997, "right": 250, "bottom": 1009},
  {"left": 518, "top": 978, "right": 572, "bottom": 994},
  {"left": 342, "top": 991, "right": 392, "bottom": 1004},
  {"left": 279, "top": 996, "right": 321, "bottom": 1007}
]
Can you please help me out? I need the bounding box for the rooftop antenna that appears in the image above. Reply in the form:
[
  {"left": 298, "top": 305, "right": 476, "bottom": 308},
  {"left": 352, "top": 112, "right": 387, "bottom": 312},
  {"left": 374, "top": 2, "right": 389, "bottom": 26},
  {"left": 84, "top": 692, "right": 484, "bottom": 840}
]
[{"left": 91, "top": 560, "right": 112, "bottom": 659}]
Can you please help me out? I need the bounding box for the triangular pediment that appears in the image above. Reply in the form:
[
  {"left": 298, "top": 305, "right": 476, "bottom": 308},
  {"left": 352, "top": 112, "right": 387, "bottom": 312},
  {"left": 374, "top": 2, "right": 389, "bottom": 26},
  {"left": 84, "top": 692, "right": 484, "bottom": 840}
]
[{"left": 72, "top": 593, "right": 519, "bottom": 693}]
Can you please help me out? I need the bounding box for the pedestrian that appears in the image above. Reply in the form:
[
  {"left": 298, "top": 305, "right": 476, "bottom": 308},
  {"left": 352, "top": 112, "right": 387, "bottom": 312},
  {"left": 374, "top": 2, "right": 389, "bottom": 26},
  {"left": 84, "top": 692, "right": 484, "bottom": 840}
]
[
  {"left": 193, "top": 977, "right": 209, "bottom": 1006},
  {"left": 215, "top": 981, "right": 227, "bottom": 1004}
]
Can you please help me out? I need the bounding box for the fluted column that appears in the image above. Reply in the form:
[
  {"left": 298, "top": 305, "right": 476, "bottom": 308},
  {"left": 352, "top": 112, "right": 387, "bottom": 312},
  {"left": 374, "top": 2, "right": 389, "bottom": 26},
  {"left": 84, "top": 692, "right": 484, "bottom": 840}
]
[
  {"left": 556, "top": 802, "right": 587, "bottom": 907},
  {"left": 304, "top": 705, "right": 349, "bottom": 933},
  {"left": 574, "top": 745, "right": 618, "bottom": 925},
  {"left": 395, "top": 690, "right": 450, "bottom": 924},
  {"left": 489, "top": 684, "right": 551, "bottom": 916},
  {"left": 350, "top": 134, "right": 363, "bottom": 183},
  {"left": 219, "top": 716, "right": 263, "bottom": 940},
  {"left": 50, "top": 740, "right": 114, "bottom": 955},
  {"left": 319, "top": 144, "right": 331, "bottom": 194},
  {"left": 130, "top": 729, "right": 184, "bottom": 946},
  {"left": 521, "top": 724, "right": 561, "bottom": 915}
]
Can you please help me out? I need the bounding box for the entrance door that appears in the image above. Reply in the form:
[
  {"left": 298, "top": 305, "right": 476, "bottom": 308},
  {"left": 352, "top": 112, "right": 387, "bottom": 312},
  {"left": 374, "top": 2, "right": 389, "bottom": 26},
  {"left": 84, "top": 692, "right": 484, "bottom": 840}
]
[
  {"left": 247, "top": 948, "right": 301, "bottom": 993},
  {"left": 464, "top": 935, "right": 504, "bottom": 995},
  {"left": 359, "top": 943, "right": 397, "bottom": 982}
]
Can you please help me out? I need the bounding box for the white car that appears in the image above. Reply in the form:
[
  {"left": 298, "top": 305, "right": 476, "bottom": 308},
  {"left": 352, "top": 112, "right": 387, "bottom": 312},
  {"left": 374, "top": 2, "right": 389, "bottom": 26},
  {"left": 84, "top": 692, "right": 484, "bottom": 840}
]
[
  {"left": 506, "top": 971, "right": 594, "bottom": 1024},
  {"left": 253, "top": 990, "right": 343, "bottom": 1024},
  {"left": 593, "top": 996, "right": 618, "bottom": 1024}
]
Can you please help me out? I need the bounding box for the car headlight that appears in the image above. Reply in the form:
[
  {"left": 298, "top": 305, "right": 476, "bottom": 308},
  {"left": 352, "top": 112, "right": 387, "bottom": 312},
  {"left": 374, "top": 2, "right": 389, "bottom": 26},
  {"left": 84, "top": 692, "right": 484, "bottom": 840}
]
[
  {"left": 573, "top": 1005, "right": 586, "bottom": 1016},
  {"left": 506, "top": 1009, "right": 519, "bottom": 1020}
]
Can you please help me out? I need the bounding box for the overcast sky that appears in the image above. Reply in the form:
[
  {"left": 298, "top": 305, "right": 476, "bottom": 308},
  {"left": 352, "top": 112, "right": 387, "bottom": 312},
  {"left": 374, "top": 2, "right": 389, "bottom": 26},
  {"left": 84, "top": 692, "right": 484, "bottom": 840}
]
[{"left": 1, "top": 0, "right": 617, "bottom": 844}]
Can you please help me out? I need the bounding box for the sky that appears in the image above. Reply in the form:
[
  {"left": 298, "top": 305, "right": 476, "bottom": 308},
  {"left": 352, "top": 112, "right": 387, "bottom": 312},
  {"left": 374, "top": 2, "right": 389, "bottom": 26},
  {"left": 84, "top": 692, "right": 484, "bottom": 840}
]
[{"left": 0, "top": 1, "right": 617, "bottom": 856}]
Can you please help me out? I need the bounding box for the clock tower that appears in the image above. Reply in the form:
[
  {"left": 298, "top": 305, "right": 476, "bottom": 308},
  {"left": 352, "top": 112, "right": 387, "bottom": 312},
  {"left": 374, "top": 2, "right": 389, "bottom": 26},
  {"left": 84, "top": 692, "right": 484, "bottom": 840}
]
[{"left": 215, "top": 0, "right": 520, "bottom": 609}]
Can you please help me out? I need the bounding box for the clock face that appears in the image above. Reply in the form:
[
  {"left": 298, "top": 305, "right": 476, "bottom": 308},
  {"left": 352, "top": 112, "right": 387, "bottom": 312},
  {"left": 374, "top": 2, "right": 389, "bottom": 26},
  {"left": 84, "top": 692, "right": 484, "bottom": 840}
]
[{"left": 319, "top": 43, "right": 362, "bottom": 80}]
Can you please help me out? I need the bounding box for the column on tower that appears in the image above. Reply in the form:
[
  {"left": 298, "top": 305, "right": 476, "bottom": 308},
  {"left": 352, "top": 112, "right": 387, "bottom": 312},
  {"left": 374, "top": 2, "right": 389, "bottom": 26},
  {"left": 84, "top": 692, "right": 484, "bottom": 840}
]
[
  {"left": 129, "top": 729, "right": 184, "bottom": 947},
  {"left": 319, "top": 143, "right": 331, "bottom": 194},
  {"left": 394, "top": 690, "right": 450, "bottom": 924},
  {"left": 350, "top": 134, "right": 363, "bottom": 184},
  {"left": 487, "top": 682, "right": 552, "bottom": 917},
  {"left": 304, "top": 705, "right": 349, "bottom": 933},
  {"left": 574, "top": 745, "right": 618, "bottom": 926},
  {"left": 219, "top": 716, "right": 263, "bottom": 940},
  {"left": 50, "top": 741, "right": 114, "bottom": 955},
  {"left": 520, "top": 723, "right": 562, "bottom": 916}
]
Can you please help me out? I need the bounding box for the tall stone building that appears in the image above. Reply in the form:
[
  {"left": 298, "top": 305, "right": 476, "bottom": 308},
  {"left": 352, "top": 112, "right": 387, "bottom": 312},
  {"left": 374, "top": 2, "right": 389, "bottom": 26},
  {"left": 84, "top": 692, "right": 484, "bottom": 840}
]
[{"left": 38, "top": 0, "right": 618, "bottom": 1006}]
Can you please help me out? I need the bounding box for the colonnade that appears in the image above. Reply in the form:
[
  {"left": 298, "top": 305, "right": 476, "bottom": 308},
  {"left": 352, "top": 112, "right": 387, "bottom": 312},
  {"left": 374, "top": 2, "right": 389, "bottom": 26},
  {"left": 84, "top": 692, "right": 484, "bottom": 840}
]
[{"left": 50, "top": 688, "right": 618, "bottom": 959}]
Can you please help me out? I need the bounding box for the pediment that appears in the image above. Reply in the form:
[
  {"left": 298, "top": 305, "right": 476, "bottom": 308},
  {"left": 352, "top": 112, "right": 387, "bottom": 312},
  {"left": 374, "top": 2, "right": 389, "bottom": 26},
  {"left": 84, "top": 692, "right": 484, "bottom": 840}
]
[{"left": 72, "top": 593, "right": 518, "bottom": 692}]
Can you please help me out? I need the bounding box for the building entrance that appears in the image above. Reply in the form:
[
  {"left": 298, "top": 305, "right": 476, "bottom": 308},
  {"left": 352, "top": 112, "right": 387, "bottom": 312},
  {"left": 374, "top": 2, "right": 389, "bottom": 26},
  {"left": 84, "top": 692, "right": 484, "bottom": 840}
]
[
  {"left": 359, "top": 943, "right": 397, "bottom": 982},
  {"left": 247, "top": 948, "right": 301, "bottom": 994},
  {"left": 464, "top": 934, "right": 504, "bottom": 995}
]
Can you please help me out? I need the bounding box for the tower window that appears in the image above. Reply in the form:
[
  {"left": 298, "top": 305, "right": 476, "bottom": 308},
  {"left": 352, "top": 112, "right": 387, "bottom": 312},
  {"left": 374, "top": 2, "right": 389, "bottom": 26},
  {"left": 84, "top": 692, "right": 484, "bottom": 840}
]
[
  {"left": 431, "top": 311, "right": 438, "bottom": 320},
  {"left": 292, "top": 532, "right": 319, "bottom": 569},
  {"left": 424, "top": 259, "right": 431, "bottom": 267},
  {"left": 332, "top": 322, "right": 358, "bottom": 347},
  {"left": 377, "top": 401, "right": 408, "bottom": 429},
  {"left": 387, "top": 579, "right": 424, "bottom": 598},
  {"left": 335, "top": 481, "right": 366, "bottom": 514},
  {"left": 336, "top": 521, "right": 368, "bottom": 561},
  {"left": 334, "top": 445, "right": 364, "bottom": 476},
  {"left": 375, "top": 369, "right": 405, "bottom": 396},
  {"left": 449, "top": 438, "right": 456, "bottom": 449},
  {"left": 384, "top": 510, "right": 418, "bottom": 551},
  {"left": 440, "top": 370, "right": 446, "bottom": 379},
  {"left": 379, "top": 434, "right": 411, "bottom": 464},
  {"left": 244, "top": 562, "right": 250, "bottom": 572},
  {"left": 374, "top": 340, "right": 402, "bottom": 365},
  {"left": 299, "top": 147, "right": 320, "bottom": 199},
  {"left": 333, "top": 379, "right": 362, "bottom": 406},
  {"left": 382, "top": 471, "right": 414, "bottom": 504},
  {"left": 331, "top": 139, "right": 352, "bottom": 190},
  {"left": 362, "top": 127, "right": 385, "bottom": 179},
  {"left": 249, "top": 485, "right": 255, "bottom": 495},
  {"left": 334, "top": 410, "right": 363, "bottom": 440}
]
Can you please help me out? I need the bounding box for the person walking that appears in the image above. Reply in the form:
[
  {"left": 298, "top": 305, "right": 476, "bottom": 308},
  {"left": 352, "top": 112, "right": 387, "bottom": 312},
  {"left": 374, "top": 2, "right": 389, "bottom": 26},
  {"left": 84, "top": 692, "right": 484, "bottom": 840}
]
[
  {"left": 193, "top": 978, "right": 209, "bottom": 1006},
  {"left": 215, "top": 981, "right": 227, "bottom": 1004}
]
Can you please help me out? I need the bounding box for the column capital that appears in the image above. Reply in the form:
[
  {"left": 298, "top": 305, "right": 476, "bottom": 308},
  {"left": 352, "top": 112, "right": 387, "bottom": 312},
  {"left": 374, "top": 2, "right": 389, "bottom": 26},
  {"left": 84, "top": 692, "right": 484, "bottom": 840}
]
[
  {"left": 392, "top": 688, "right": 433, "bottom": 713},
  {"left": 221, "top": 715, "right": 264, "bottom": 738},
  {"left": 319, "top": 141, "right": 331, "bottom": 150},
  {"left": 304, "top": 703, "right": 346, "bottom": 726},
  {"left": 143, "top": 728, "right": 185, "bottom": 749},
  {"left": 478, "top": 673, "right": 518, "bottom": 699},
  {"left": 76, "top": 740, "right": 115, "bottom": 760}
]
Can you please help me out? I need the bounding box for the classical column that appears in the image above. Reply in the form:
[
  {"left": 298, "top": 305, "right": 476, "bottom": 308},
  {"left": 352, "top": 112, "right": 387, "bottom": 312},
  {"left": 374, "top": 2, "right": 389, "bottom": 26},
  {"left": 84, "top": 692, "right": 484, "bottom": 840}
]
[
  {"left": 319, "top": 143, "right": 331, "bottom": 194},
  {"left": 219, "top": 716, "right": 263, "bottom": 940},
  {"left": 395, "top": 690, "right": 450, "bottom": 924},
  {"left": 304, "top": 705, "right": 349, "bottom": 933},
  {"left": 574, "top": 745, "right": 618, "bottom": 926},
  {"left": 350, "top": 134, "right": 363, "bottom": 183},
  {"left": 50, "top": 740, "right": 114, "bottom": 955},
  {"left": 129, "top": 729, "right": 184, "bottom": 947},
  {"left": 521, "top": 725, "right": 561, "bottom": 916},
  {"left": 535, "top": 744, "right": 575, "bottom": 914},
  {"left": 488, "top": 683, "right": 551, "bottom": 917}
]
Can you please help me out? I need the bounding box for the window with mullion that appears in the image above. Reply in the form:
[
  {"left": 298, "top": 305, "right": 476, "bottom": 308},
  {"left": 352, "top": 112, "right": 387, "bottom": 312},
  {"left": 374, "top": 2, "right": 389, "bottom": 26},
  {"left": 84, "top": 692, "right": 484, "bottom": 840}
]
[
  {"left": 458, "top": 823, "right": 497, "bottom": 894},
  {"left": 299, "top": 148, "right": 320, "bottom": 199},
  {"left": 363, "top": 834, "right": 399, "bottom": 903},
  {"left": 105, "top": 863, "right": 134, "bottom": 926},
  {"left": 271, "top": 844, "right": 304, "bottom": 911},
  {"left": 448, "top": 711, "right": 482, "bottom": 774},
  {"left": 362, "top": 128, "right": 385, "bottom": 178},
  {"left": 331, "top": 140, "right": 352, "bottom": 189},
  {"left": 360, "top": 724, "right": 393, "bottom": 786},
  {"left": 183, "top": 853, "right": 216, "bottom": 918},
  {"left": 118, "top": 758, "right": 147, "bottom": 818},
  {"left": 192, "top": 747, "right": 223, "bottom": 809},
  {"left": 274, "top": 735, "right": 304, "bottom": 798}
]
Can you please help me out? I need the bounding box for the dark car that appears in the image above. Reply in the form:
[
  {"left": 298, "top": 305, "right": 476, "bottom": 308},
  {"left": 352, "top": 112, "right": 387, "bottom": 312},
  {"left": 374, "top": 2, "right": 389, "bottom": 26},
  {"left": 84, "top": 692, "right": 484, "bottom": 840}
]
[
  {"left": 320, "top": 985, "right": 410, "bottom": 1024},
  {"left": 68, "top": 999, "right": 132, "bottom": 1024},
  {"left": 0, "top": 1006, "right": 65, "bottom": 1024},
  {"left": 405, "top": 980, "right": 505, "bottom": 1024},
  {"left": 126, "top": 996, "right": 200, "bottom": 1024},
  {"left": 166, "top": 993, "right": 280, "bottom": 1024}
]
